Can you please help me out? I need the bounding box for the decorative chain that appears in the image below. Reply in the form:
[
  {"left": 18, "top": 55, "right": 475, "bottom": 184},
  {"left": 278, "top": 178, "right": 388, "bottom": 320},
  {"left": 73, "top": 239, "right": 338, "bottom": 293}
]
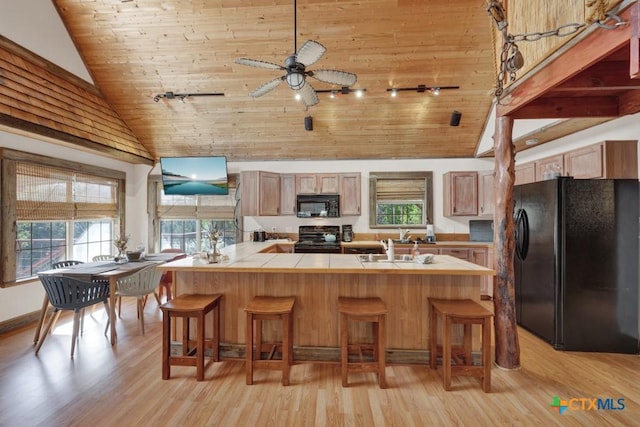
[{"left": 487, "top": 0, "right": 626, "bottom": 99}]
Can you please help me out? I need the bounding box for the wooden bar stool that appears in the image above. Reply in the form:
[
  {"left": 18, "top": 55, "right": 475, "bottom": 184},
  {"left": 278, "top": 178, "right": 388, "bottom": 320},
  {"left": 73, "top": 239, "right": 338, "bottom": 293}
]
[
  {"left": 428, "top": 298, "right": 492, "bottom": 392},
  {"left": 338, "top": 296, "right": 387, "bottom": 388},
  {"left": 160, "top": 293, "right": 222, "bottom": 381},
  {"left": 245, "top": 296, "right": 295, "bottom": 386}
]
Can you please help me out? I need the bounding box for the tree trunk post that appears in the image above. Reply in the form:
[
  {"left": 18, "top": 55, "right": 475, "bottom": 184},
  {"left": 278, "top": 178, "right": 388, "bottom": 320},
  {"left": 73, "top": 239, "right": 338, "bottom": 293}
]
[{"left": 493, "top": 114, "right": 521, "bottom": 370}]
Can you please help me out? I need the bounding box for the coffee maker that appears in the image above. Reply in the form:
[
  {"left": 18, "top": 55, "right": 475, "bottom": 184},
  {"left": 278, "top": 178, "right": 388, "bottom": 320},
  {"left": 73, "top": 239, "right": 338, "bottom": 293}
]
[{"left": 342, "top": 225, "right": 354, "bottom": 242}]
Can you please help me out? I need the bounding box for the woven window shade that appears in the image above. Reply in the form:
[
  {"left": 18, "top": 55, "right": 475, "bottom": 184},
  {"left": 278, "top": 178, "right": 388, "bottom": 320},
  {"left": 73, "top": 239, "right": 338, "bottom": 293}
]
[
  {"left": 376, "top": 178, "right": 425, "bottom": 201},
  {"left": 16, "top": 162, "right": 118, "bottom": 221},
  {"left": 157, "top": 184, "right": 236, "bottom": 219}
]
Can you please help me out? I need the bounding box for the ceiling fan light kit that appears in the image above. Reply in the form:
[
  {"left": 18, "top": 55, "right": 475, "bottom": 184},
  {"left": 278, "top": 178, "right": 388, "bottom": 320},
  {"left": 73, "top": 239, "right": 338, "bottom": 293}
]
[{"left": 235, "top": 0, "right": 357, "bottom": 107}]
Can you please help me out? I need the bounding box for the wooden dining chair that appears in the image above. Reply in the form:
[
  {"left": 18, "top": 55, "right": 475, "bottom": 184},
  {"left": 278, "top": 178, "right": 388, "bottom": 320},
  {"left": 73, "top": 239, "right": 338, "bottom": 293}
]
[{"left": 35, "top": 274, "right": 111, "bottom": 358}]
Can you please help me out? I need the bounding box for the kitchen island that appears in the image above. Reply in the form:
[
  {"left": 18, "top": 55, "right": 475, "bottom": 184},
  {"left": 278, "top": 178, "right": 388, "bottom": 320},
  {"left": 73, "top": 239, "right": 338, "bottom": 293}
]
[{"left": 158, "top": 241, "right": 494, "bottom": 363}]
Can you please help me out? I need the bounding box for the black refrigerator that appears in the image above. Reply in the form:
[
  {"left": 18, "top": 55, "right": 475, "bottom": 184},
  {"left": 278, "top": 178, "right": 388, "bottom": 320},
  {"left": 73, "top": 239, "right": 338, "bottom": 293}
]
[{"left": 514, "top": 177, "right": 639, "bottom": 354}]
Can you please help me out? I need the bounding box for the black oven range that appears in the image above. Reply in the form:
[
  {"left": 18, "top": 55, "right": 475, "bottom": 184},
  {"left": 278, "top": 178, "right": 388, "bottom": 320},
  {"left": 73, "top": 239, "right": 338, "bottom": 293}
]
[{"left": 294, "top": 225, "right": 342, "bottom": 254}]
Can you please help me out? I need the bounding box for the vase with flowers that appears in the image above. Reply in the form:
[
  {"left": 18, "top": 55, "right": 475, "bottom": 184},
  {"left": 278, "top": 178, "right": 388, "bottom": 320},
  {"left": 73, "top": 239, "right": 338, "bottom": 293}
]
[
  {"left": 114, "top": 234, "right": 130, "bottom": 263},
  {"left": 203, "top": 223, "right": 221, "bottom": 263}
]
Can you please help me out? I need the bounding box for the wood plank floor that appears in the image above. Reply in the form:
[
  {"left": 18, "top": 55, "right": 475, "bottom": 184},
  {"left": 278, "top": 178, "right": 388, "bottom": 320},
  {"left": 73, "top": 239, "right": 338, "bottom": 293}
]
[{"left": 0, "top": 298, "right": 638, "bottom": 426}]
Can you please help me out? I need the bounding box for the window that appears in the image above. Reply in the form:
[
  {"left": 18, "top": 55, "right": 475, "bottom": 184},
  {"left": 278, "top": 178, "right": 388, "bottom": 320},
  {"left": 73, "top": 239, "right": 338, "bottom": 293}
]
[
  {"left": 369, "top": 172, "right": 433, "bottom": 228},
  {"left": 150, "top": 176, "right": 239, "bottom": 254},
  {"left": 1, "top": 149, "right": 125, "bottom": 286}
]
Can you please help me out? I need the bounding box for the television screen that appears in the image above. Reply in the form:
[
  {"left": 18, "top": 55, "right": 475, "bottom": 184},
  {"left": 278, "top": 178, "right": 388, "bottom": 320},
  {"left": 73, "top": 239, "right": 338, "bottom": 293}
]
[{"left": 160, "top": 156, "right": 229, "bottom": 195}]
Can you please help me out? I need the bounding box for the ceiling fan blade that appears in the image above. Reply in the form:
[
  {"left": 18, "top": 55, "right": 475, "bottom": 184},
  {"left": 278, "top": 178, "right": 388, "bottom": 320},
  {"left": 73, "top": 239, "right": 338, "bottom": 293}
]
[
  {"left": 235, "top": 58, "right": 284, "bottom": 70},
  {"left": 296, "top": 40, "right": 326, "bottom": 66},
  {"left": 249, "top": 77, "right": 285, "bottom": 98},
  {"left": 297, "top": 82, "right": 319, "bottom": 107},
  {"left": 308, "top": 69, "right": 357, "bottom": 87}
]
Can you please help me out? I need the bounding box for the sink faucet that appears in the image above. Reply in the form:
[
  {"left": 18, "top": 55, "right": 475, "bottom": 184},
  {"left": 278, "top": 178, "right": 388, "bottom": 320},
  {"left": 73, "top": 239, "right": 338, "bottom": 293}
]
[{"left": 399, "top": 228, "right": 410, "bottom": 240}]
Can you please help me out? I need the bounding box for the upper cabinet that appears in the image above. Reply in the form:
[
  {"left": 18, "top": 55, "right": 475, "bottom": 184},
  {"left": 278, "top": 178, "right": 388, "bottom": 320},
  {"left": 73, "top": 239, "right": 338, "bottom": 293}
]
[
  {"left": 339, "top": 173, "right": 361, "bottom": 215},
  {"left": 514, "top": 162, "right": 535, "bottom": 185},
  {"left": 443, "top": 171, "right": 478, "bottom": 216},
  {"left": 563, "top": 140, "right": 638, "bottom": 179},
  {"left": 295, "top": 173, "right": 340, "bottom": 194},
  {"left": 240, "top": 171, "right": 281, "bottom": 216},
  {"left": 477, "top": 170, "right": 494, "bottom": 217},
  {"left": 516, "top": 140, "right": 638, "bottom": 184},
  {"left": 280, "top": 174, "right": 296, "bottom": 216}
]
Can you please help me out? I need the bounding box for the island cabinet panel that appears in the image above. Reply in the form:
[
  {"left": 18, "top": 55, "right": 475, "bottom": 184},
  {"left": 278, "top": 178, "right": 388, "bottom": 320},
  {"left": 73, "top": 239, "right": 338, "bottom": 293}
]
[
  {"left": 443, "top": 171, "right": 478, "bottom": 216},
  {"left": 174, "top": 270, "right": 482, "bottom": 353}
]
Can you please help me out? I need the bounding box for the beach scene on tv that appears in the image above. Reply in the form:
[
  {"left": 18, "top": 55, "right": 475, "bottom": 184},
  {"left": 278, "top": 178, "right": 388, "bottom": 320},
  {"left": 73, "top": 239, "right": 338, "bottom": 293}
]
[{"left": 161, "top": 156, "right": 229, "bottom": 195}]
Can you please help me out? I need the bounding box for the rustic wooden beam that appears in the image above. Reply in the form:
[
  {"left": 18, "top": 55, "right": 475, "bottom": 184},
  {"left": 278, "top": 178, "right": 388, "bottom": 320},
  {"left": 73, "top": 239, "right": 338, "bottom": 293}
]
[
  {"left": 631, "top": 0, "right": 639, "bottom": 78},
  {"left": 509, "top": 96, "right": 620, "bottom": 119},
  {"left": 552, "top": 61, "right": 640, "bottom": 91},
  {"left": 619, "top": 87, "right": 640, "bottom": 114},
  {"left": 497, "top": 4, "right": 634, "bottom": 117},
  {"left": 493, "top": 115, "right": 520, "bottom": 370}
]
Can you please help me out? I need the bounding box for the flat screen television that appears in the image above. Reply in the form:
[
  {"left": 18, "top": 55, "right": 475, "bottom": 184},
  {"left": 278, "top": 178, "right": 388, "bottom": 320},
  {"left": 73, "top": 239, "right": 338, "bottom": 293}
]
[{"left": 160, "top": 156, "right": 229, "bottom": 195}]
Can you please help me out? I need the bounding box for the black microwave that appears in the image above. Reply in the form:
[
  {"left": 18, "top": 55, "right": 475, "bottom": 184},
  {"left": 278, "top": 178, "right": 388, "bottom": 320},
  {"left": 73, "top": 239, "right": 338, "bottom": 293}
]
[{"left": 296, "top": 194, "right": 340, "bottom": 218}]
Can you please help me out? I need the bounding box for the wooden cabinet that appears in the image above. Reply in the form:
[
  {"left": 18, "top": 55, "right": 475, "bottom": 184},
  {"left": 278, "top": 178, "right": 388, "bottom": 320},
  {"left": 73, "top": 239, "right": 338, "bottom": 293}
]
[
  {"left": 443, "top": 172, "right": 478, "bottom": 216},
  {"left": 240, "top": 171, "right": 281, "bottom": 216},
  {"left": 280, "top": 174, "right": 296, "bottom": 215},
  {"left": 339, "top": 173, "right": 361, "bottom": 215},
  {"left": 515, "top": 162, "right": 535, "bottom": 185},
  {"left": 295, "top": 173, "right": 339, "bottom": 194},
  {"left": 563, "top": 140, "right": 638, "bottom": 179},
  {"left": 472, "top": 248, "right": 494, "bottom": 299},
  {"left": 477, "top": 170, "right": 494, "bottom": 217},
  {"left": 535, "top": 154, "right": 564, "bottom": 181},
  {"left": 440, "top": 247, "right": 471, "bottom": 260}
]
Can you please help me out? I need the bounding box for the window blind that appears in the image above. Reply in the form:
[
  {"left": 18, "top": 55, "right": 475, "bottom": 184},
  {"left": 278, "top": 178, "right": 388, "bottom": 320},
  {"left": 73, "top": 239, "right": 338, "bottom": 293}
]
[
  {"left": 16, "top": 162, "right": 118, "bottom": 221},
  {"left": 375, "top": 178, "right": 426, "bottom": 201}
]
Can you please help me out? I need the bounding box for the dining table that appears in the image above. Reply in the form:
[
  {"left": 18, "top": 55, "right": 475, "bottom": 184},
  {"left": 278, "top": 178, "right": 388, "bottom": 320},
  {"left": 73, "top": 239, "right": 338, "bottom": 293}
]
[{"left": 35, "top": 253, "right": 185, "bottom": 345}]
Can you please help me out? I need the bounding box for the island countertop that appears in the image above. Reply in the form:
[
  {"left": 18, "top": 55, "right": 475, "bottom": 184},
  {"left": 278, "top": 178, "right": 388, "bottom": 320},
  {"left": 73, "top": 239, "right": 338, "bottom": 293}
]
[{"left": 157, "top": 241, "right": 494, "bottom": 276}]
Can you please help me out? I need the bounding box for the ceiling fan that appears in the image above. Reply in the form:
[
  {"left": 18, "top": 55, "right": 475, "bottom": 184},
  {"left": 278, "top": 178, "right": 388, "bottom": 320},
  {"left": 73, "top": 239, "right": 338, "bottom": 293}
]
[{"left": 235, "top": 0, "right": 357, "bottom": 107}]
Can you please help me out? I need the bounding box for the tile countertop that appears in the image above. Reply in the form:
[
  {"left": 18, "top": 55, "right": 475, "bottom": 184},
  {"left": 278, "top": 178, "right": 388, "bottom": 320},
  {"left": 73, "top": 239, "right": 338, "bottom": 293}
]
[
  {"left": 340, "top": 240, "right": 494, "bottom": 248},
  {"left": 157, "top": 241, "right": 494, "bottom": 276}
]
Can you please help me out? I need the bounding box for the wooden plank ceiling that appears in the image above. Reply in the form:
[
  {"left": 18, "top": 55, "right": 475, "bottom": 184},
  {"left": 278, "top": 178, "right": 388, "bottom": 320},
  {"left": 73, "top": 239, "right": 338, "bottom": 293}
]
[
  {"left": 49, "top": 0, "right": 497, "bottom": 162},
  {"left": 1, "top": 1, "right": 637, "bottom": 163}
]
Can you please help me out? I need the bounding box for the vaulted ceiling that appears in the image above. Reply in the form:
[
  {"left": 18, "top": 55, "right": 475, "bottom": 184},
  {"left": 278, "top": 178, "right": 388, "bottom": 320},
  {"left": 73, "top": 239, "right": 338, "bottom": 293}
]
[{"left": 1, "top": 1, "right": 638, "bottom": 164}]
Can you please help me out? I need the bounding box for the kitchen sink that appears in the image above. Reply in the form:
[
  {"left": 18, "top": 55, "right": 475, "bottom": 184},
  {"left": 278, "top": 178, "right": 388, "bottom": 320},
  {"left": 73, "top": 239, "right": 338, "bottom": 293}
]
[{"left": 359, "top": 254, "right": 414, "bottom": 263}]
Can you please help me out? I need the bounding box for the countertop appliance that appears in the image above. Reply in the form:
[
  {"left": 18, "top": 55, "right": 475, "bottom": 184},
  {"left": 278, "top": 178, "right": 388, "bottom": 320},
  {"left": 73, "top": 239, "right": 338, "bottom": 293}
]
[
  {"left": 342, "top": 225, "right": 353, "bottom": 242},
  {"left": 514, "top": 177, "right": 639, "bottom": 353},
  {"left": 294, "top": 225, "right": 342, "bottom": 253},
  {"left": 296, "top": 194, "right": 340, "bottom": 218}
]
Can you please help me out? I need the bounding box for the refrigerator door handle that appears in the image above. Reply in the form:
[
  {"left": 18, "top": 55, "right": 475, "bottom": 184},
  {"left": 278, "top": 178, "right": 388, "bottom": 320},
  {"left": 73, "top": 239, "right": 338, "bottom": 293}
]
[{"left": 515, "top": 208, "right": 529, "bottom": 260}]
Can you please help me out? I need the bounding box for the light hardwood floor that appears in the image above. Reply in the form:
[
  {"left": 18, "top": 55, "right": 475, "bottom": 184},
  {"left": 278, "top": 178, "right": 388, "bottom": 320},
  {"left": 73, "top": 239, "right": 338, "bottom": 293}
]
[{"left": 0, "top": 298, "right": 638, "bottom": 426}]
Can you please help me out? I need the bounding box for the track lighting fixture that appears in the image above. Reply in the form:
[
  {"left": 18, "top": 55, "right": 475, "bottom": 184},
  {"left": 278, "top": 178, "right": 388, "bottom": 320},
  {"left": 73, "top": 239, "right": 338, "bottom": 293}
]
[
  {"left": 385, "top": 85, "right": 459, "bottom": 96},
  {"left": 315, "top": 86, "right": 367, "bottom": 98},
  {"left": 153, "top": 91, "right": 225, "bottom": 102}
]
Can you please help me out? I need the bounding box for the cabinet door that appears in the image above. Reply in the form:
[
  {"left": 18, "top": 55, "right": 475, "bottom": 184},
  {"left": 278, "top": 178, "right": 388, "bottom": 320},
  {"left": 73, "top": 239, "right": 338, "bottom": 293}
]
[
  {"left": 478, "top": 170, "right": 494, "bottom": 217},
  {"left": 296, "top": 174, "right": 318, "bottom": 194},
  {"left": 443, "top": 172, "right": 478, "bottom": 216},
  {"left": 258, "top": 172, "right": 280, "bottom": 216},
  {"left": 535, "top": 154, "right": 564, "bottom": 181},
  {"left": 339, "top": 173, "right": 361, "bottom": 215},
  {"left": 471, "top": 248, "right": 493, "bottom": 298},
  {"left": 515, "top": 162, "right": 535, "bottom": 185},
  {"left": 318, "top": 174, "right": 339, "bottom": 193},
  {"left": 440, "top": 248, "right": 471, "bottom": 260},
  {"left": 564, "top": 144, "right": 603, "bottom": 178},
  {"left": 280, "top": 174, "right": 296, "bottom": 215}
]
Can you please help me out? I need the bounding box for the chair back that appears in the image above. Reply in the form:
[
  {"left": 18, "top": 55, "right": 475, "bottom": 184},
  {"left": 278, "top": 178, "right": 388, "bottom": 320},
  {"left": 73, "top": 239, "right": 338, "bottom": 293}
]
[
  {"left": 38, "top": 274, "right": 110, "bottom": 311},
  {"left": 116, "top": 264, "right": 163, "bottom": 297},
  {"left": 52, "top": 260, "right": 84, "bottom": 269},
  {"left": 92, "top": 255, "right": 114, "bottom": 262}
]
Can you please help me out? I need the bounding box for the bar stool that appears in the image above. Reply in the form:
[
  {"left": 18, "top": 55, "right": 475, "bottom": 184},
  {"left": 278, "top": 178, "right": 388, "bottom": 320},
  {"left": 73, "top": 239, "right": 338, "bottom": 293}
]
[
  {"left": 428, "top": 298, "right": 492, "bottom": 392},
  {"left": 244, "top": 296, "right": 295, "bottom": 386},
  {"left": 160, "top": 293, "right": 222, "bottom": 381},
  {"left": 338, "top": 296, "right": 387, "bottom": 388}
]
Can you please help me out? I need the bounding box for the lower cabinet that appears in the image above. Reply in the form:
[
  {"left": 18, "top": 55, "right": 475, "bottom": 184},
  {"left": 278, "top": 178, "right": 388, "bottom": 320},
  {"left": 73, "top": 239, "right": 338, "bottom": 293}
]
[{"left": 441, "top": 247, "right": 493, "bottom": 299}]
